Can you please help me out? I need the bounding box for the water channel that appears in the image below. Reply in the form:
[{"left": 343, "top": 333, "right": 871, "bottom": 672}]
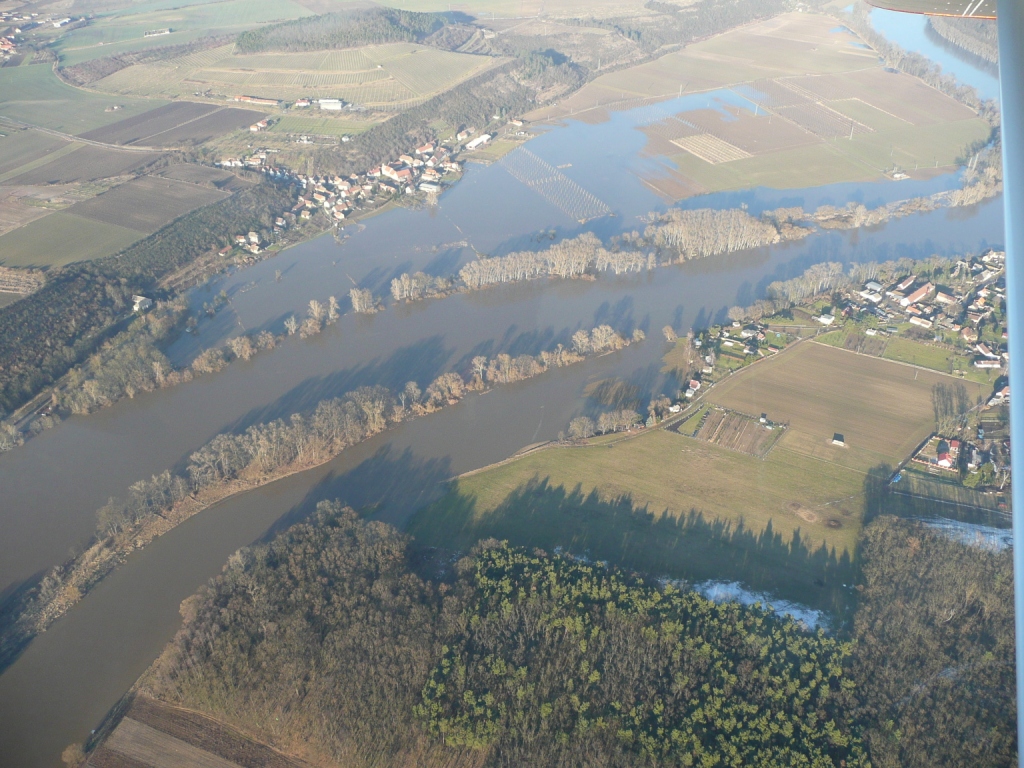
[{"left": 0, "top": 15, "right": 1005, "bottom": 767}]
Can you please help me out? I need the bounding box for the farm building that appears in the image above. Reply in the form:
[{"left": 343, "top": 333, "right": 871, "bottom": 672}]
[
  {"left": 895, "top": 275, "right": 916, "bottom": 292},
  {"left": 832, "top": 433, "right": 845, "bottom": 446},
  {"left": 465, "top": 134, "right": 492, "bottom": 150}
]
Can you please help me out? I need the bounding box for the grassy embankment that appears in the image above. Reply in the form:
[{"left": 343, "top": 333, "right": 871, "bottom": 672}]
[{"left": 410, "top": 342, "right": 989, "bottom": 613}]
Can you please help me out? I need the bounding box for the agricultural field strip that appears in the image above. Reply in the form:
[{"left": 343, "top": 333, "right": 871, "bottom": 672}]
[
  {"left": 0, "top": 141, "right": 84, "bottom": 183},
  {"left": 812, "top": 337, "right": 985, "bottom": 379},
  {"left": 105, "top": 717, "right": 244, "bottom": 768},
  {"left": 708, "top": 340, "right": 984, "bottom": 479},
  {"left": 123, "top": 105, "right": 239, "bottom": 146},
  {"left": 0, "top": 117, "right": 165, "bottom": 153}
]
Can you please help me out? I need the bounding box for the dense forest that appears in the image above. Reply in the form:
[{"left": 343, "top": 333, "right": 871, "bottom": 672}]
[
  {"left": 145, "top": 502, "right": 868, "bottom": 768},
  {"left": 0, "top": 182, "right": 294, "bottom": 416},
  {"left": 235, "top": 8, "right": 449, "bottom": 53},
  {"left": 120, "top": 509, "right": 1016, "bottom": 768},
  {"left": 850, "top": 517, "right": 1015, "bottom": 767}
]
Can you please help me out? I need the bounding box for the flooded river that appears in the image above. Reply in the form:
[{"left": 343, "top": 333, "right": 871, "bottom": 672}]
[{"left": 0, "top": 28, "right": 1006, "bottom": 767}]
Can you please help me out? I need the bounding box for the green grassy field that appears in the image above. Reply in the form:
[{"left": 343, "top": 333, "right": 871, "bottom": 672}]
[
  {"left": 91, "top": 41, "right": 500, "bottom": 107},
  {"left": 0, "top": 212, "right": 143, "bottom": 267},
  {"left": 409, "top": 427, "right": 863, "bottom": 614},
  {"left": 0, "top": 66, "right": 162, "bottom": 134},
  {"left": 894, "top": 466, "right": 1005, "bottom": 512},
  {"left": 269, "top": 115, "right": 372, "bottom": 136},
  {"left": 54, "top": 0, "right": 313, "bottom": 66},
  {"left": 710, "top": 341, "right": 988, "bottom": 473},
  {"left": 409, "top": 338, "right": 999, "bottom": 617}
]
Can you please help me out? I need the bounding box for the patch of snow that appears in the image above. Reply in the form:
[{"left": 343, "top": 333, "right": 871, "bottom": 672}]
[
  {"left": 919, "top": 518, "right": 1012, "bottom": 551},
  {"left": 694, "top": 580, "right": 830, "bottom": 631}
]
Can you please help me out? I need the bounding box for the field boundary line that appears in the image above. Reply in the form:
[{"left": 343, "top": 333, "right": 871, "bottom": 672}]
[
  {"left": 807, "top": 338, "right": 995, "bottom": 384},
  {"left": 889, "top": 488, "right": 1008, "bottom": 516},
  {"left": 0, "top": 116, "right": 164, "bottom": 153}
]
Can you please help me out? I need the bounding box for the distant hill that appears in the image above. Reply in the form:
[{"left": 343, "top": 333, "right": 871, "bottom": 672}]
[{"left": 235, "top": 8, "right": 450, "bottom": 53}]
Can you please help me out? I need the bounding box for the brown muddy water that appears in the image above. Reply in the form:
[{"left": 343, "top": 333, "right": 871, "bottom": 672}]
[{"left": 0, "top": 90, "right": 1005, "bottom": 765}]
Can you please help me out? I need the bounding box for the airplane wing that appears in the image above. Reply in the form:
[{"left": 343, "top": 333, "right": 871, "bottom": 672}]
[{"left": 865, "top": 0, "right": 995, "bottom": 18}]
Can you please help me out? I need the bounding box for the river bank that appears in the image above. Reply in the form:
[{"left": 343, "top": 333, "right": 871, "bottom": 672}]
[{"left": 0, "top": 327, "right": 639, "bottom": 675}]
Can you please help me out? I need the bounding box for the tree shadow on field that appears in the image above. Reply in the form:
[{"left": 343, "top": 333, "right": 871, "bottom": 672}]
[
  {"left": 863, "top": 462, "right": 1011, "bottom": 530},
  {"left": 258, "top": 443, "right": 455, "bottom": 543},
  {"left": 407, "top": 476, "right": 857, "bottom": 618}
]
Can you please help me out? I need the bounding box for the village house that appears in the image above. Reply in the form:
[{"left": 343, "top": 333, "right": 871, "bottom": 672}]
[
  {"left": 132, "top": 295, "right": 152, "bottom": 313},
  {"left": 900, "top": 282, "right": 934, "bottom": 307},
  {"left": 961, "top": 326, "right": 979, "bottom": 343},
  {"left": 895, "top": 275, "right": 917, "bottom": 292}
]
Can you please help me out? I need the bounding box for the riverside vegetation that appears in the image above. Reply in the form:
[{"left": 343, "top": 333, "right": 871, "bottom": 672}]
[
  {"left": 0, "top": 325, "right": 641, "bottom": 673},
  {"left": 89, "top": 508, "right": 1014, "bottom": 767},
  {"left": 389, "top": 167, "right": 1001, "bottom": 308},
  {"left": 4, "top": 157, "right": 1001, "bottom": 453},
  {"left": 0, "top": 182, "right": 297, "bottom": 417}
]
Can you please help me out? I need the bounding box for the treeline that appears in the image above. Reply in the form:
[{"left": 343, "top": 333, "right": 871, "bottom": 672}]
[
  {"left": 319, "top": 63, "right": 534, "bottom": 177},
  {"left": 0, "top": 182, "right": 295, "bottom": 416},
  {"left": 143, "top": 504, "right": 867, "bottom": 768},
  {"left": 60, "top": 305, "right": 180, "bottom": 415},
  {"left": 928, "top": 17, "right": 998, "bottom": 65},
  {"left": 835, "top": 3, "right": 998, "bottom": 122},
  {"left": 235, "top": 8, "right": 448, "bottom": 53},
  {"left": 106, "top": 325, "right": 629, "bottom": 535},
  {"left": 393, "top": 212, "right": 808, "bottom": 306},
  {"left": 567, "top": 0, "right": 797, "bottom": 54},
  {"left": 58, "top": 36, "right": 233, "bottom": 86},
  {"left": 0, "top": 327, "right": 637, "bottom": 668},
  {"left": 850, "top": 516, "right": 1015, "bottom": 766},
  {"left": 459, "top": 232, "right": 653, "bottom": 290},
  {"left": 639, "top": 207, "right": 807, "bottom": 261}
]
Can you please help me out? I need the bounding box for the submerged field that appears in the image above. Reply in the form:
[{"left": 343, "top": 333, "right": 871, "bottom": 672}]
[{"left": 528, "top": 12, "right": 992, "bottom": 197}]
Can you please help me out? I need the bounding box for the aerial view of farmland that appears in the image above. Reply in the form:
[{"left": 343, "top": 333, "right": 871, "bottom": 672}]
[{"left": 0, "top": 0, "right": 1015, "bottom": 766}]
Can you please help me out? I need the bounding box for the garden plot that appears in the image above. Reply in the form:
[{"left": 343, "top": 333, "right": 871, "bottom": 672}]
[{"left": 695, "top": 407, "right": 783, "bottom": 457}]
